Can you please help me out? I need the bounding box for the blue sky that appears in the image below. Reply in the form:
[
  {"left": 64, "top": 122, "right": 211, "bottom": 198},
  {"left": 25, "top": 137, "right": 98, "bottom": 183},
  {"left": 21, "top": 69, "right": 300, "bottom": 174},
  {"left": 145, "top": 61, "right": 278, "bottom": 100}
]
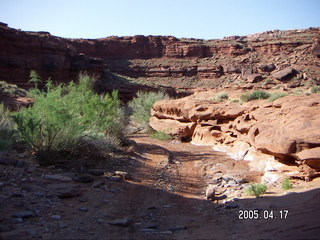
[{"left": 1, "top": 0, "right": 319, "bottom": 39}]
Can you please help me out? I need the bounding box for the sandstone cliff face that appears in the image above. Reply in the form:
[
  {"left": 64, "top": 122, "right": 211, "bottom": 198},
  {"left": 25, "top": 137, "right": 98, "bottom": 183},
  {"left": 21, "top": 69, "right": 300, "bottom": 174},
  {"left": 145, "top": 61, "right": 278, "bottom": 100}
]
[
  {"left": 0, "top": 23, "right": 105, "bottom": 88},
  {"left": 150, "top": 94, "right": 320, "bottom": 181},
  {"left": 1, "top": 23, "right": 319, "bottom": 91}
]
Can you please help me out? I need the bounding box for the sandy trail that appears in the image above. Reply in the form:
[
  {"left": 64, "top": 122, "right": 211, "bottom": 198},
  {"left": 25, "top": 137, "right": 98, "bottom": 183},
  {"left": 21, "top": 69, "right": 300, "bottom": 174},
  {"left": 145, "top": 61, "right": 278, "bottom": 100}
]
[{"left": 1, "top": 135, "right": 319, "bottom": 239}]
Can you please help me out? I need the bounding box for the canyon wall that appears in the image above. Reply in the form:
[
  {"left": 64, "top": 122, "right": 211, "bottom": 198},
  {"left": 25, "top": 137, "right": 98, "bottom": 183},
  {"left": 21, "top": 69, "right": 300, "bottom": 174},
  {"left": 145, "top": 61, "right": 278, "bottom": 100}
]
[{"left": 1, "top": 22, "right": 319, "bottom": 91}]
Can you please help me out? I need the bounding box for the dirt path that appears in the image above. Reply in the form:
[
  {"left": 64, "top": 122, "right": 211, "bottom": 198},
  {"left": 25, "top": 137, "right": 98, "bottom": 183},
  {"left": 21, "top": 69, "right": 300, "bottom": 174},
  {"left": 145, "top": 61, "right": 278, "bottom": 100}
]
[{"left": 1, "top": 135, "right": 320, "bottom": 239}]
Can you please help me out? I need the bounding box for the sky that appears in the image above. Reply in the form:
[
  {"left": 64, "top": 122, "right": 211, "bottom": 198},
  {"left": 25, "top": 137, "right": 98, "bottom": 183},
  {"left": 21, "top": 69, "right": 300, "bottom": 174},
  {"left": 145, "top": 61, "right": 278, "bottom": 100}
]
[{"left": 1, "top": 0, "right": 319, "bottom": 40}]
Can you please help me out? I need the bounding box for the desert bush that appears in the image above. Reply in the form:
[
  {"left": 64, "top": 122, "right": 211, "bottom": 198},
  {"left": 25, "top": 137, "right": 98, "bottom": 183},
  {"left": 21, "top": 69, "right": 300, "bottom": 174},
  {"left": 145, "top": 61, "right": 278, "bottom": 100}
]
[
  {"left": 245, "top": 183, "right": 267, "bottom": 197},
  {"left": 282, "top": 177, "right": 293, "bottom": 190},
  {"left": 214, "top": 92, "right": 229, "bottom": 102},
  {"left": 0, "top": 81, "right": 27, "bottom": 97},
  {"left": 150, "top": 131, "right": 172, "bottom": 141},
  {"left": 311, "top": 86, "right": 320, "bottom": 94},
  {"left": 128, "top": 91, "right": 168, "bottom": 131},
  {"left": 0, "top": 104, "right": 14, "bottom": 149},
  {"left": 240, "top": 90, "right": 271, "bottom": 102},
  {"left": 12, "top": 73, "right": 124, "bottom": 163},
  {"left": 229, "top": 98, "right": 240, "bottom": 103},
  {"left": 268, "top": 92, "right": 288, "bottom": 102}
]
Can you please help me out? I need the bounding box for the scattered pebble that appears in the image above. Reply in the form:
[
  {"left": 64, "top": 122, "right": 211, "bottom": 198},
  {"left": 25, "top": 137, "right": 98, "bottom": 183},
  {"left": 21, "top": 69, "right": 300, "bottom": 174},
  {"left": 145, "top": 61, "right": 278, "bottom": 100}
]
[
  {"left": 224, "top": 201, "right": 240, "bottom": 209},
  {"left": 108, "top": 218, "right": 131, "bottom": 227},
  {"left": 168, "top": 226, "right": 187, "bottom": 232},
  {"left": 12, "top": 211, "right": 35, "bottom": 219},
  {"left": 51, "top": 215, "right": 61, "bottom": 220},
  {"left": 141, "top": 228, "right": 159, "bottom": 234},
  {"left": 88, "top": 169, "right": 105, "bottom": 176},
  {"left": 44, "top": 174, "right": 73, "bottom": 182},
  {"left": 79, "top": 206, "right": 88, "bottom": 212},
  {"left": 14, "top": 218, "right": 24, "bottom": 223},
  {"left": 109, "top": 176, "right": 122, "bottom": 181},
  {"left": 91, "top": 181, "right": 105, "bottom": 188},
  {"left": 73, "top": 175, "right": 94, "bottom": 183}
]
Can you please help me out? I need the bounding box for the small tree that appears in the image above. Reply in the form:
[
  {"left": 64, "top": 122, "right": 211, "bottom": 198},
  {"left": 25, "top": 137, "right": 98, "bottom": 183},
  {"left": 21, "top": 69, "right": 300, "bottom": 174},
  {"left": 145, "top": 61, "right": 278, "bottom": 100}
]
[{"left": 29, "top": 70, "right": 42, "bottom": 89}]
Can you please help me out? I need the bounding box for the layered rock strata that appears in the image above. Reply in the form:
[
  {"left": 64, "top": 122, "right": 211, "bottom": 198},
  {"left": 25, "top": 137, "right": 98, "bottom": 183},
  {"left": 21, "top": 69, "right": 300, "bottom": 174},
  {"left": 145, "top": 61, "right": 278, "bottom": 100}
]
[{"left": 150, "top": 94, "right": 320, "bottom": 181}]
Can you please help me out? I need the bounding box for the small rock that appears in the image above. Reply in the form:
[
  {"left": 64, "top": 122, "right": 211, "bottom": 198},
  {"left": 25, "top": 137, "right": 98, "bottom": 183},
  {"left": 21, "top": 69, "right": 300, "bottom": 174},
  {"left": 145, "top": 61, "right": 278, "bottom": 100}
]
[
  {"left": 0, "top": 157, "right": 18, "bottom": 166},
  {"left": 109, "top": 176, "right": 122, "bottom": 181},
  {"left": 224, "top": 201, "right": 240, "bottom": 209},
  {"left": 79, "top": 207, "right": 88, "bottom": 212},
  {"left": 108, "top": 218, "right": 131, "bottom": 227},
  {"left": 11, "top": 192, "right": 24, "bottom": 198},
  {"left": 0, "top": 182, "right": 4, "bottom": 188},
  {"left": 48, "top": 183, "right": 81, "bottom": 198},
  {"left": 205, "top": 185, "right": 216, "bottom": 200},
  {"left": 14, "top": 218, "right": 24, "bottom": 223},
  {"left": 26, "top": 167, "right": 36, "bottom": 173},
  {"left": 97, "top": 219, "right": 104, "bottom": 224},
  {"left": 91, "top": 180, "right": 105, "bottom": 188},
  {"left": 58, "top": 222, "right": 67, "bottom": 229},
  {"left": 246, "top": 74, "right": 263, "bottom": 83},
  {"left": 144, "top": 223, "right": 157, "bottom": 229},
  {"left": 12, "top": 211, "right": 35, "bottom": 219},
  {"left": 44, "top": 174, "right": 73, "bottom": 182},
  {"left": 34, "top": 192, "right": 46, "bottom": 198},
  {"left": 115, "top": 171, "right": 132, "bottom": 180},
  {"left": 258, "top": 63, "right": 276, "bottom": 72},
  {"left": 51, "top": 215, "right": 61, "bottom": 220},
  {"left": 73, "top": 175, "right": 94, "bottom": 183},
  {"left": 16, "top": 160, "right": 27, "bottom": 168},
  {"left": 88, "top": 169, "right": 105, "bottom": 176},
  {"left": 168, "top": 226, "right": 187, "bottom": 232},
  {"left": 18, "top": 153, "right": 26, "bottom": 158},
  {"left": 141, "top": 228, "right": 159, "bottom": 234}
]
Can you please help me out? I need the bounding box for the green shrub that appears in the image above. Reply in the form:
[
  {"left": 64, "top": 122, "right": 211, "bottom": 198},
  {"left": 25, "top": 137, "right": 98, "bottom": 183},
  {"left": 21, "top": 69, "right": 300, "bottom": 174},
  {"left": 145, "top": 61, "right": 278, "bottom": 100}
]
[
  {"left": 150, "top": 131, "right": 172, "bottom": 141},
  {"left": 215, "top": 92, "right": 229, "bottom": 102},
  {"left": 12, "top": 73, "right": 124, "bottom": 163},
  {"left": 230, "top": 98, "right": 240, "bottom": 103},
  {"left": 240, "top": 90, "right": 271, "bottom": 102},
  {"left": 268, "top": 92, "right": 288, "bottom": 102},
  {"left": 0, "top": 81, "right": 27, "bottom": 97},
  {"left": 311, "top": 86, "right": 320, "bottom": 94},
  {"left": 245, "top": 183, "right": 267, "bottom": 197},
  {"left": 128, "top": 91, "right": 168, "bottom": 131},
  {"left": 282, "top": 177, "right": 293, "bottom": 190},
  {"left": 0, "top": 104, "right": 14, "bottom": 149}
]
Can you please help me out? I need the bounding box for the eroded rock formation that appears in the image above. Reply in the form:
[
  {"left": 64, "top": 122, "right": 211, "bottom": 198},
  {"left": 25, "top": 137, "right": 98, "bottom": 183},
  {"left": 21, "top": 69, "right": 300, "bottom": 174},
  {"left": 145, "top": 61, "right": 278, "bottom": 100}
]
[{"left": 150, "top": 94, "right": 320, "bottom": 181}]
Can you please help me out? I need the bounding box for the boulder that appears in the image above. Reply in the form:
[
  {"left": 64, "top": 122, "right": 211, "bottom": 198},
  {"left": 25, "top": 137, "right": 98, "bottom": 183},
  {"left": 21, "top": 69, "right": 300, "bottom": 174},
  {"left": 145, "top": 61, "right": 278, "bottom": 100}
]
[
  {"left": 311, "top": 38, "right": 320, "bottom": 57},
  {"left": 246, "top": 74, "right": 263, "bottom": 83},
  {"left": 272, "top": 67, "right": 297, "bottom": 81},
  {"left": 258, "top": 64, "right": 276, "bottom": 72},
  {"left": 295, "top": 148, "right": 320, "bottom": 169},
  {"left": 48, "top": 183, "right": 81, "bottom": 198},
  {"left": 149, "top": 117, "right": 196, "bottom": 137}
]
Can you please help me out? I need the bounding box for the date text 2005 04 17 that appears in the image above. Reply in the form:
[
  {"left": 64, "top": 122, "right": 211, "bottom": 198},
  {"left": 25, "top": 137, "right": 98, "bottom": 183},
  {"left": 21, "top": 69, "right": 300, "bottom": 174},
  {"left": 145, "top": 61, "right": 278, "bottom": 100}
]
[{"left": 238, "top": 209, "right": 289, "bottom": 220}]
